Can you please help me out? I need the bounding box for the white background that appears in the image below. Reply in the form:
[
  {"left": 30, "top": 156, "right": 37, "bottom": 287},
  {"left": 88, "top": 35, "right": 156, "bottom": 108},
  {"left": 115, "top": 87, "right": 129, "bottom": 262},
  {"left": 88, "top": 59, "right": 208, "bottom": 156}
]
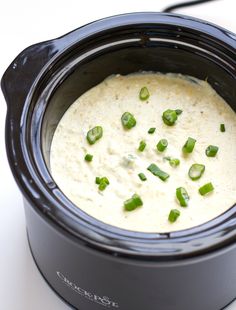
[{"left": 0, "top": 0, "right": 236, "bottom": 309}]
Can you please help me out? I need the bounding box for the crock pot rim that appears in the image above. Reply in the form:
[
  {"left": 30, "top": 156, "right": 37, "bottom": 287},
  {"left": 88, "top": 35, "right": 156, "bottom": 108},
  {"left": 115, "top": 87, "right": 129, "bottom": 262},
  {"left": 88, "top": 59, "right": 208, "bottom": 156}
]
[{"left": 3, "top": 12, "right": 236, "bottom": 259}]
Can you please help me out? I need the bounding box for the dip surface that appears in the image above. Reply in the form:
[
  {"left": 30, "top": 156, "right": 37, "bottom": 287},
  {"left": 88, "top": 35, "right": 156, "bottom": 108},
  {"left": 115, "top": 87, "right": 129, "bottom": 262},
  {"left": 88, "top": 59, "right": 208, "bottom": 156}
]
[{"left": 50, "top": 73, "right": 236, "bottom": 232}]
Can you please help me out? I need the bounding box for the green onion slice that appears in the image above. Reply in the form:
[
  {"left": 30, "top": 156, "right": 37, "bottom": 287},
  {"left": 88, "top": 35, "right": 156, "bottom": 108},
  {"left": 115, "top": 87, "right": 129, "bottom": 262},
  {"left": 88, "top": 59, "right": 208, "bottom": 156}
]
[
  {"left": 98, "top": 182, "right": 107, "bottom": 191},
  {"left": 170, "top": 158, "right": 180, "bottom": 167},
  {"left": 147, "top": 163, "right": 170, "bottom": 181},
  {"left": 168, "top": 209, "right": 180, "bottom": 223},
  {"left": 148, "top": 127, "right": 156, "bottom": 134},
  {"left": 96, "top": 177, "right": 109, "bottom": 191},
  {"left": 132, "top": 194, "right": 143, "bottom": 207},
  {"left": 121, "top": 112, "right": 136, "bottom": 129},
  {"left": 182, "top": 137, "right": 196, "bottom": 153},
  {"left": 156, "top": 139, "right": 168, "bottom": 152},
  {"left": 87, "top": 126, "right": 103, "bottom": 145},
  {"left": 138, "top": 173, "right": 147, "bottom": 181},
  {"left": 176, "top": 187, "right": 189, "bottom": 207},
  {"left": 199, "top": 182, "right": 214, "bottom": 196},
  {"left": 84, "top": 154, "right": 93, "bottom": 162},
  {"left": 205, "top": 145, "right": 218, "bottom": 157},
  {"left": 188, "top": 164, "right": 205, "bottom": 180},
  {"left": 220, "top": 124, "right": 226, "bottom": 132},
  {"left": 162, "top": 109, "right": 178, "bottom": 126},
  {"left": 124, "top": 194, "right": 143, "bottom": 211},
  {"left": 95, "top": 177, "right": 101, "bottom": 184},
  {"left": 101, "top": 177, "right": 109, "bottom": 185},
  {"left": 164, "top": 157, "right": 180, "bottom": 167},
  {"left": 139, "top": 87, "right": 150, "bottom": 101},
  {"left": 138, "top": 140, "right": 146, "bottom": 152}
]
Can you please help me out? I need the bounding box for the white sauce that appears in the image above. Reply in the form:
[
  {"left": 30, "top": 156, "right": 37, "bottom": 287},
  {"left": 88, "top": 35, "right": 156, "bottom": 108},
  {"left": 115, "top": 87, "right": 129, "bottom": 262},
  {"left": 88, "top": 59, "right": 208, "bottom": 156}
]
[{"left": 50, "top": 73, "right": 236, "bottom": 232}]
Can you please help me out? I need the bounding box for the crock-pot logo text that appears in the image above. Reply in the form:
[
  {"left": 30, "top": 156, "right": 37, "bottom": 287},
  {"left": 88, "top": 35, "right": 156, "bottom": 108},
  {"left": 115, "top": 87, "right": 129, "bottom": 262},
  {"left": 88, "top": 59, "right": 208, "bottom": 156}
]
[{"left": 56, "top": 271, "right": 119, "bottom": 308}]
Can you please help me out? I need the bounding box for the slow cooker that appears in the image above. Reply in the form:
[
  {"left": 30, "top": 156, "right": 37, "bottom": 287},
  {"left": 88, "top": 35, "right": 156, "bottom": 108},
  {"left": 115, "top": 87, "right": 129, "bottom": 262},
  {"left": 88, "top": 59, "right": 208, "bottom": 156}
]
[{"left": 1, "top": 13, "right": 236, "bottom": 310}]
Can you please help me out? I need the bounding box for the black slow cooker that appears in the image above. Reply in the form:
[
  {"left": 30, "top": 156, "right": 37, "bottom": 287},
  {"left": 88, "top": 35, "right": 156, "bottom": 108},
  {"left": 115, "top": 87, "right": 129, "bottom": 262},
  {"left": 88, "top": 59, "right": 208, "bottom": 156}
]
[{"left": 1, "top": 13, "right": 236, "bottom": 310}]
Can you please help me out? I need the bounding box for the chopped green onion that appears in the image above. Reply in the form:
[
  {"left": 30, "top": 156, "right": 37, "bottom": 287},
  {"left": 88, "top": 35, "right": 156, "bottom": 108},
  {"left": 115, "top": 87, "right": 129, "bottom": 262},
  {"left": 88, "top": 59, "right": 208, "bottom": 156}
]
[
  {"left": 138, "top": 140, "right": 146, "bottom": 152},
  {"left": 175, "top": 109, "right": 183, "bottom": 115},
  {"left": 169, "top": 158, "right": 180, "bottom": 167},
  {"left": 182, "top": 137, "right": 196, "bottom": 153},
  {"left": 121, "top": 112, "right": 136, "bottom": 129},
  {"left": 101, "top": 177, "right": 109, "bottom": 185},
  {"left": 99, "top": 182, "right": 107, "bottom": 191},
  {"left": 164, "top": 157, "right": 180, "bottom": 167},
  {"left": 220, "top": 124, "right": 226, "bottom": 132},
  {"left": 124, "top": 199, "right": 137, "bottom": 211},
  {"left": 87, "top": 126, "right": 103, "bottom": 145},
  {"left": 176, "top": 187, "right": 189, "bottom": 207},
  {"left": 124, "top": 194, "right": 143, "bottom": 211},
  {"left": 156, "top": 139, "right": 168, "bottom": 152},
  {"left": 99, "top": 180, "right": 109, "bottom": 191},
  {"left": 199, "top": 182, "right": 214, "bottom": 196},
  {"left": 188, "top": 164, "right": 205, "bottom": 181},
  {"left": 139, "top": 86, "right": 150, "bottom": 101},
  {"left": 168, "top": 209, "right": 180, "bottom": 223},
  {"left": 96, "top": 177, "right": 110, "bottom": 191},
  {"left": 148, "top": 127, "right": 156, "bottom": 134},
  {"left": 95, "top": 177, "right": 101, "bottom": 184},
  {"left": 132, "top": 194, "right": 143, "bottom": 206},
  {"left": 147, "top": 163, "right": 170, "bottom": 181},
  {"left": 84, "top": 154, "right": 93, "bottom": 162},
  {"left": 138, "top": 173, "right": 147, "bottom": 181},
  {"left": 205, "top": 145, "right": 219, "bottom": 157},
  {"left": 162, "top": 109, "right": 178, "bottom": 126}
]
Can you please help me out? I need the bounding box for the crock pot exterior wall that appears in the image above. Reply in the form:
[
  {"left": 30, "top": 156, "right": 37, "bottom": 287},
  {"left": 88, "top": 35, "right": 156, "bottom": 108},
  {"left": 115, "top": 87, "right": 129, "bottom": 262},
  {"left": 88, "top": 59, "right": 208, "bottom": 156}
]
[{"left": 24, "top": 198, "right": 236, "bottom": 310}]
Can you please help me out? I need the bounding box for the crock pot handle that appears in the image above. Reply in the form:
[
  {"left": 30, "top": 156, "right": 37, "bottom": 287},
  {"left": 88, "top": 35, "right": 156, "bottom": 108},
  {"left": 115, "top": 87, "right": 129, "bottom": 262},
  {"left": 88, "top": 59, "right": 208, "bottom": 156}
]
[{"left": 1, "top": 39, "right": 60, "bottom": 107}]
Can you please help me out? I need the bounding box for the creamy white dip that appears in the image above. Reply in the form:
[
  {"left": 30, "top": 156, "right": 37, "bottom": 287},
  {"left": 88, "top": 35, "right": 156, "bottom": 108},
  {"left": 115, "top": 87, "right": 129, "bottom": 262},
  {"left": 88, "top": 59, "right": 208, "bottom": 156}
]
[{"left": 50, "top": 73, "right": 236, "bottom": 232}]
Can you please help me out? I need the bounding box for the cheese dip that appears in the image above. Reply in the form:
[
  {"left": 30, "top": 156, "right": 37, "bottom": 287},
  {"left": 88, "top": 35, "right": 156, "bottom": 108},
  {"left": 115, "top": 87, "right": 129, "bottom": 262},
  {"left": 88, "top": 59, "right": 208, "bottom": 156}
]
[{"left": 50, "top": 73, "right": 236, "bottom": 233}]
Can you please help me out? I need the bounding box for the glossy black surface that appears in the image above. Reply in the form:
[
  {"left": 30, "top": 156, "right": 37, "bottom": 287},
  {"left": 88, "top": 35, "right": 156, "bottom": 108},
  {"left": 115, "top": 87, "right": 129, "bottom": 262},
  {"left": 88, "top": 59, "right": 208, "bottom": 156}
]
[{"left": 2, "top": 13, "right": 236, "bottom": 259}]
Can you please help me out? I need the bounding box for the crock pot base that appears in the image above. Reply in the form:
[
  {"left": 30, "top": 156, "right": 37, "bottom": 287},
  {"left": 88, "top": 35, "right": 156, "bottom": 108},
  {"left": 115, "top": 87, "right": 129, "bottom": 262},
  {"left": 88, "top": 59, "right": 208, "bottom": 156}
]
[
  {"left": 27, "top": 231, "right": 236, "bottom": 310},
  {"left": 27, "top": 231, "right": 78, "bottom": 310}
]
